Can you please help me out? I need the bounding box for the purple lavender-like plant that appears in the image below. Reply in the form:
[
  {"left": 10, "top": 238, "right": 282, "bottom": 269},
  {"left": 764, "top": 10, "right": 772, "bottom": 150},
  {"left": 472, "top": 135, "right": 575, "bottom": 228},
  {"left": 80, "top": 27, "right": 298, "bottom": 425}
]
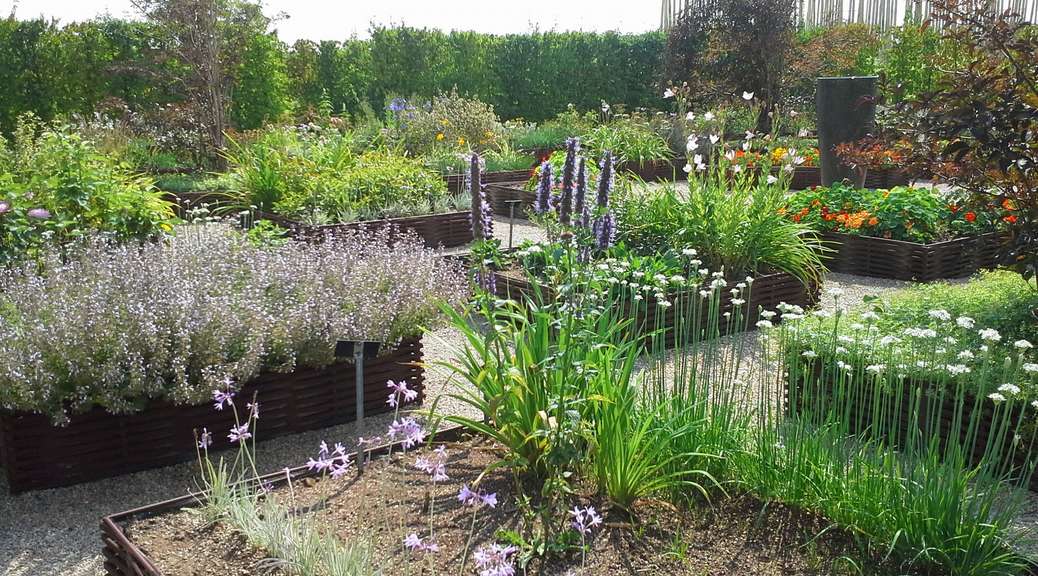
[
  {"left": 473, "top": 543, "right": 519, "bottom": 576},
  {"left": 386, "top": 379, "right": 418, "bottom": 408},
  {"left": 306, "top": 440, "right": 353, "bottom": 478},
  {"left": 414, "top": 444, "right": 449, "bottom": 482},
  {"left": 534, "top": 161, "right": 553, "bottom": 214},
  {"left": 387, "top": 417, "right": 426, "bottom": 450},
  {"left": 475, "top": 268, "right": 496, "bottom": 294},
  {"left": 570, "top": 505, "right": 603, "bottom": 536},
  {"left": 574, "top": 157, "right": 589, "bottom": 229},
  {"left": 558, "top": 138, "right": 579, "bottom": 225},
  {"left": 591, "top": 151, "right": 616, "bottom": 251},
  {"left": 469, "top": 154, "right": 493, "bottom": 240}
]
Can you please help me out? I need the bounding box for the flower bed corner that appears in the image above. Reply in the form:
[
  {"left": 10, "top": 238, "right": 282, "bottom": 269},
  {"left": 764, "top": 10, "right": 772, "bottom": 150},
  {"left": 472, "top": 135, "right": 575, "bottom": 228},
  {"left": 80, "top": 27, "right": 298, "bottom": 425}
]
[
  {"left": 99, "top": 424, "right": 465, "bottom": 576},
  {"left": 0, "top": 338, "right": 424, "bottom": 493}
]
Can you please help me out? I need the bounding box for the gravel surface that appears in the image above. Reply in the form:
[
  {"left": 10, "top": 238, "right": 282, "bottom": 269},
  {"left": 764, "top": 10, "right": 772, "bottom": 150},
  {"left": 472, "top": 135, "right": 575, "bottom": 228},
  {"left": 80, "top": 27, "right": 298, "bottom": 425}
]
[{"left": 0, "top": 268, "right": 1022, "bottom": 576}]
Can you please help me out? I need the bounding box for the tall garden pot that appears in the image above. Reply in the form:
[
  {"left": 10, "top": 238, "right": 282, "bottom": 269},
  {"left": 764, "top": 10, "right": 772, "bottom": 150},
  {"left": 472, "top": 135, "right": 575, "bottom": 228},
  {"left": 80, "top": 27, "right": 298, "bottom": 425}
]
[
  {"left": 0, "top": 338, "right": 424, "bottom": 493},
  {"left": 817, "top": 76, "right": 878, "bottom": 187}
]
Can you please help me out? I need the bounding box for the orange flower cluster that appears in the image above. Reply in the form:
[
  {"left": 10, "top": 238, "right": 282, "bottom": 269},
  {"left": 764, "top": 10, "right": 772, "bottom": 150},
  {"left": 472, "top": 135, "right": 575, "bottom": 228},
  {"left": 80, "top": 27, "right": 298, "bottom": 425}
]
[{"left": 832, "top": 210, "right": 873, "bottom": 229}]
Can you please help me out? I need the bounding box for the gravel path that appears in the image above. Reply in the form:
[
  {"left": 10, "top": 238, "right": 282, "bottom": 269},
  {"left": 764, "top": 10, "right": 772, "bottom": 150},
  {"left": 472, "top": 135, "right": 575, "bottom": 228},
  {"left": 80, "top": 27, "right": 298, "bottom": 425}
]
[{"left": 0, "top": 256, "right": 1017, "bottom": 576}]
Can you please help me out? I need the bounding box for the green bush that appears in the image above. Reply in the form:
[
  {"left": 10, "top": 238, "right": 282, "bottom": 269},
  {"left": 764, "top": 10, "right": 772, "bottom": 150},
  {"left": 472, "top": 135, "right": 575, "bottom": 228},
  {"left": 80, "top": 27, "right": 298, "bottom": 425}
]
[
  {"left": 389, "top": 89, "right": 505, "bottom": 156},
  {"left": 272, "top": 150, "right": 449, "bottom": 223},
  {"left": 0, "top": 116, "right": 174, "bottom": 264}
]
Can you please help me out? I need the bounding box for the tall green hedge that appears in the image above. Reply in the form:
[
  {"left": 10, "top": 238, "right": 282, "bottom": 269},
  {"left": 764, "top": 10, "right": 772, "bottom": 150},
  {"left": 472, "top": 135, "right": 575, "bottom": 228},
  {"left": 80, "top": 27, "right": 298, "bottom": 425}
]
[{"left": 0, "top": 19, "right": 665, "bottom": 129}]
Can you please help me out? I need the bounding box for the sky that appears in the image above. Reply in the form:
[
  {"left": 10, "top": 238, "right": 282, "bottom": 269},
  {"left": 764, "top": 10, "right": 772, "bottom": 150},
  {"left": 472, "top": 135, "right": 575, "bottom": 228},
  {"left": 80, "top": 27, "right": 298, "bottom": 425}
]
[{"left": 4, "top": 0, "right": 663, "bottom": 42}]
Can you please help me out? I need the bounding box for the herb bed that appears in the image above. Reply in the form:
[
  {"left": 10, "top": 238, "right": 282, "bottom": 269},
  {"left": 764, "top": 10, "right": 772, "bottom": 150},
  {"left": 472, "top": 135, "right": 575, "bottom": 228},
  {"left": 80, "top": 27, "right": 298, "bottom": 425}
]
[
  {"left": 0, "top": 338, "right": 423, "bottom": 493},
  {"left": 820, "top": 231, "right": 1002, "bottom": 281},
  {"left": 260, "top": 211, "right": 474, "bottom": 248}
]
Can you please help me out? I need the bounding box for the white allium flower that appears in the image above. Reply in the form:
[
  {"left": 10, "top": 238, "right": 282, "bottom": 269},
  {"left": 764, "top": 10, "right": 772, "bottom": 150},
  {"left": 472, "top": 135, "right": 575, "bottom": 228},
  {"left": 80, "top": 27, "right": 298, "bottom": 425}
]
[
  {"left": 979, "top": 328, "right": 1002, "bottom": 342},
  {"left": 732, "top": 298, "right": 746, "bottom": 306},
  {"left": 825, "top": 287, "right": 844, "bottom": 297},
  {"left": 835, "top": 346, "right": 848, "bottom": 355},
  {"left": 956, "top": 316, "right": 975, "bottom": 329},
  {"left": 866, "top": 364, "right": 885, "bottom": 374},
  {"left": 989, "top": 392, "right": 1006, "bottom": 404},
  {"left": 658, "top": 300, "right": 672, "bottom": 308},
  {"left": 1015, "top": 340, "right": 1033, "bottom": 350},
  {"left": 756, "top": 320, "right": 773, "bottom": 330},
  {"left": 813, "top": 310, "right": 832, "bottom": 318},
  {"left": 663, "top": 89, "right": 675, "bottom": 98},
  {"left": 682, "top": 248, "right": 697, "bottom": 257},
  {"left": 928, "top": 309, "right": 951, "bottom": 322},
  {"left": 837, "top": 335, "right": 854, "bottom": 344},
  {"left": 1023, "top": 363, "right": 1038, "bottom": 373},
  {"left": 958, "top": 350, "right": 975, "bottom": 360},
  {"left": 860, "top": 311, "right": 879, "bottom": 322},
  {"left": 998, "top": 383, "right": 1021, "bottom": 396},
  {"left": 802, "top": 350, "right": 818, "bottom": 359},
  {"left": 880, "top": 335, "right": 900, "bottom": 346},
  {"left": 760, "top": 310, "right": 777, "bottom": 319},
  {"left": 945, "top": 364, "right": 971, "bottom": 376},
  {"left": 850, "top": 323, "right": 865, "bottom": 331}
]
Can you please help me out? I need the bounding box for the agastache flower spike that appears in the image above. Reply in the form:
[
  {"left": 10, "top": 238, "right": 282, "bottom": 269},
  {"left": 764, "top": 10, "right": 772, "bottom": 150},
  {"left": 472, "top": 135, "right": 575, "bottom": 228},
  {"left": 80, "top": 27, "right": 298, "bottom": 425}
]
[
  {"left": 591, "top": 151, "right": 615, "bottom": 251},
  {"left": 558, "top": 138, "right": 579, "bottom": 225},
  {"left": 469, "top": 153, "right": 493, "bottom": 240},
  {"left": 574, "top": 157, "right": 589, "bottom": 229},
  {"left": 535, "top": 161, "right": 553, "bottom": 214}
]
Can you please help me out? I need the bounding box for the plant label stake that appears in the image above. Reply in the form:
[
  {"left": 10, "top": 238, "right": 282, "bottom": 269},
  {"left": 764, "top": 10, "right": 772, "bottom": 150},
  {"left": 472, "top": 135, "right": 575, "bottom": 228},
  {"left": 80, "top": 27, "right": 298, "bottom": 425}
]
[
  {"left": 505, "top": 199, "right": 522, "bottom": 250},
  {"left": 334, "top": 340, "right": 381, "bottom": 472}
]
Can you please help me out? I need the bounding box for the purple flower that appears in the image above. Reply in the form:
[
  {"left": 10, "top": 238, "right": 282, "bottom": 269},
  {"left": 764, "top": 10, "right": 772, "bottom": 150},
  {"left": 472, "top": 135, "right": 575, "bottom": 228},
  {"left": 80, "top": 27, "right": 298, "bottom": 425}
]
[
  {"left": 592, "top": 212, "right": 615, "bottom": 251},
  {"left": 0, "top": 201, "right": 9, "bottom": 215},
  {"left": 469, "top": 153, "right": 494, "bottom": 241},
  {"left": 197, "top": 427, "right": 212, "bottom": 449},
  {"left": 246, "top": 401, "right": 260, "bottom": 419},
  {"left": 414, "top": 444, "right": 448, "bottom": 482},
  {"left": 475, "top": 268, "right": 496, "bottom": 294},
  {"left": 558, "top": 138, "right": 580, "bottom": 225},
  {"left": 306, "top": 440, "right": 352, "bottom": 478},
  {"left": 212, "top": 388, "right": 235, "bottom": 411},
  {"left": 570, "top": 505, "right": 603, "bottom": 536},
  {"left": 596, "top": 151, "right": 614, "bottom": 209},
  {"left": 228, "top": 423, "right": 252, "bottom": 443},
  {"left": 387, "top": 97, "right": 408, "bottom": 112},
  {"left": 473, "top": 543, "right": 518, "bottom": 576},
  {"left": 404, "top": 533, "right": 439, "bottom": 553},
  {"left": 458, "top": 483, "right": 498, "bottom": 508},
  {"left": 386, "top": 379, "right": 418, "bottom": 408},
  {"left": 574, "top": 158, "right": 589, "bottom": 229},
  {"left": 534, "top": 161, "right": 553, "bottom": 214},
  {"left": 387, "top": 417, "right": 426, "bottom": 450},
  {"left": 27, "top": 208, "right": 50, "bottom": 219}
]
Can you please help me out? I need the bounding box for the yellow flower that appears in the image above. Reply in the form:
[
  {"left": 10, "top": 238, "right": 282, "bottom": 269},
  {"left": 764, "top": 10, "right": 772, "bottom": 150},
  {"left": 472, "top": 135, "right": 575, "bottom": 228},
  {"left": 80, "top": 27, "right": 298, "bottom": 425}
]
[
  {"left": 436, "top": 133, "right": 445, "bottom": 141},
  {"left": 457, "top": 137, "right": 465, "bottom": 146},
  {"left": 440, "top": 119, "right": 450, "bottom": 126}
]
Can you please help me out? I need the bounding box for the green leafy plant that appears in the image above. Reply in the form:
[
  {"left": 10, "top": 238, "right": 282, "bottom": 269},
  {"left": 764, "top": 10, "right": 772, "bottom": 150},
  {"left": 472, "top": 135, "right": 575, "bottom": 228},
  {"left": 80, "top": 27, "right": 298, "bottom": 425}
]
[{"left": 582, "top": 119, "right": 673, "bottom": 167}]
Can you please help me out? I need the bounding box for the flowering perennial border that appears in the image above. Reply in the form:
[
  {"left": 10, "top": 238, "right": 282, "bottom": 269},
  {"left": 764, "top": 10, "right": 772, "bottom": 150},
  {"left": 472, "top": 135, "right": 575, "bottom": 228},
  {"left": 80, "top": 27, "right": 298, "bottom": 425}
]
[
  {"left": 98, "top": 423, "right": 466, "bottom": 576},
  {"left": 0, "top": 338, "right": 423, "bottom": 493}
]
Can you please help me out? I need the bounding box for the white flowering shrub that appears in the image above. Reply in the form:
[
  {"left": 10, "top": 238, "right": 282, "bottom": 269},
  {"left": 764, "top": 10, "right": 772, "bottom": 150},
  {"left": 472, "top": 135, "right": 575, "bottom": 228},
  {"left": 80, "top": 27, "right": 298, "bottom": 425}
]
[{"left": 0, "top": 222, "right": 467, "bottom": 423}]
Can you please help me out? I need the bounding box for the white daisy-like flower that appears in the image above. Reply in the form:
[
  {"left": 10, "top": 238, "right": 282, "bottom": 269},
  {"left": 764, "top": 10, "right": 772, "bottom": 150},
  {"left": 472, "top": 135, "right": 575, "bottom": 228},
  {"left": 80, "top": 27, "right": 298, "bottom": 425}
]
[{"left": 685, "top": 111, "right": 695, "bottom": 121}]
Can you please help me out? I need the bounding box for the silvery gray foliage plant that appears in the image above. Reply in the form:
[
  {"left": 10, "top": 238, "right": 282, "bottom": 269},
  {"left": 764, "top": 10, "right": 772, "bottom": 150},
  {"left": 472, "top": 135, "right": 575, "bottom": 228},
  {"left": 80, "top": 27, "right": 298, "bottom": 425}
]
[{"left": 0, "top": 222, "right": 468, "bottom": 424}]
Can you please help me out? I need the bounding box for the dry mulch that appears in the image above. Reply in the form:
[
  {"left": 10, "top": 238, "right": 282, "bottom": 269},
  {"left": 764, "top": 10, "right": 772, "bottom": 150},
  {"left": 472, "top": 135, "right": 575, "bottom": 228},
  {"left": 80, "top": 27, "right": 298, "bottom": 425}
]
[{"left": 128, "top": 433, "right": 879, "bottom": 576}]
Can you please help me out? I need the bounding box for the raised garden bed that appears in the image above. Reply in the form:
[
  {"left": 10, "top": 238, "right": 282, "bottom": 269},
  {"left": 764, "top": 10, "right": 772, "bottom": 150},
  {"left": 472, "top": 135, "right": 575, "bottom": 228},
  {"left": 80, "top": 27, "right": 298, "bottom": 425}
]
[
  {"left": 820, "top": 231, "right": 1002, "bottom": 281},
  {"left": 484, "top": 182, "right": 536, "bottom": 218},
  {"left": 260, "top": 211, "right": 473, "bottom": 249},
  {"left": 101, "top": 426, "right": 879, "bottom": 576},
  {"left": 495, "top": 270, "right": 819, "bottom": 345},
  {"left": 0, "top": 337, "right": 423, "bottom": 493},
  {"left": 781, "top": 166, "right": 911, "bottom": 191},
  {"left": 443, "top": 168, "right": 534, "bottom": 193}
]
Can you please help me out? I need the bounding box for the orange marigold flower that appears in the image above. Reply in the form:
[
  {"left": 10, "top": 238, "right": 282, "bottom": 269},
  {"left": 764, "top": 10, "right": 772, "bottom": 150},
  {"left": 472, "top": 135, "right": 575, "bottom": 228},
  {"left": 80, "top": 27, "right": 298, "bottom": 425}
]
[{"left": 868, "top": 217, "right": 878, "bottom": 226}]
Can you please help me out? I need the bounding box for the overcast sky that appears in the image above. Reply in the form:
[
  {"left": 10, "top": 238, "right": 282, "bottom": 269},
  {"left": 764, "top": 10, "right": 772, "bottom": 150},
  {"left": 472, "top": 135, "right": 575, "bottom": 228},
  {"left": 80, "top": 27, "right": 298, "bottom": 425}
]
[{"left": 4, "top": 0, "right": 662, "bottom": 42}]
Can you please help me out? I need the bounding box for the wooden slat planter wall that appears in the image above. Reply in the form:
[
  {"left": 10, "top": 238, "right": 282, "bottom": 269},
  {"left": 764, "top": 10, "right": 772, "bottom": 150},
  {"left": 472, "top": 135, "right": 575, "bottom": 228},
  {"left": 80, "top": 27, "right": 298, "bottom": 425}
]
[
  {"left": 443, "top": 169, "right": 535, "bottom": 193},
  {"left": 262, "top": 211, "right": 474, "bottom": 249},
  {"left": 616, "top": 158, "right": 688, "bottom": 182},
  {"left": 99, "top": 425, "right": 465, "bottom": 576},
  {"left": 782, "top": 166, "right": 911, "bottom": 191},
  {"left": 785, "top": 371, "right": 1037, "bottom": 490},
  {"left": 821, "top": 231, "right": 1002, "bottom": 281},
  {"left": 485, "top": 182, "right": 536, "bottom": 219},
  {"left": 0, "top": 338, "right": 423, "bottom": 493},
  {"left": 495, "top": 270, "right": 819, "bottom": 345}
]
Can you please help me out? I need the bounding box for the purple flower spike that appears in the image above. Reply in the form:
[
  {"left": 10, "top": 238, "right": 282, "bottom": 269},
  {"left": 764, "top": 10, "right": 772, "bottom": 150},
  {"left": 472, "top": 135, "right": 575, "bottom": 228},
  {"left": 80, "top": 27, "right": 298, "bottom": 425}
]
[
  {"left": 574, "top": 157, "right": 589, "bottom": 229},
  {"left": 27, "top": 208, "right": 50, "bottom": 219},
  {"left": 469, "top": 153, "right": 493, "bottom": 241},
  {"left": 596, "top": 151, "right": 614, "bottom": 209},
  {"left": 228, "top": 423, "right": 252, "bottom": 443},
  {"left": 592, "top": 212, "right": 615, "bottom": 251},
  {"left": 535, "top": 161, "right": 553, "bottom": 214},
  {"left": 558, "top": 138, "right": 580, "bottom": 225}
]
